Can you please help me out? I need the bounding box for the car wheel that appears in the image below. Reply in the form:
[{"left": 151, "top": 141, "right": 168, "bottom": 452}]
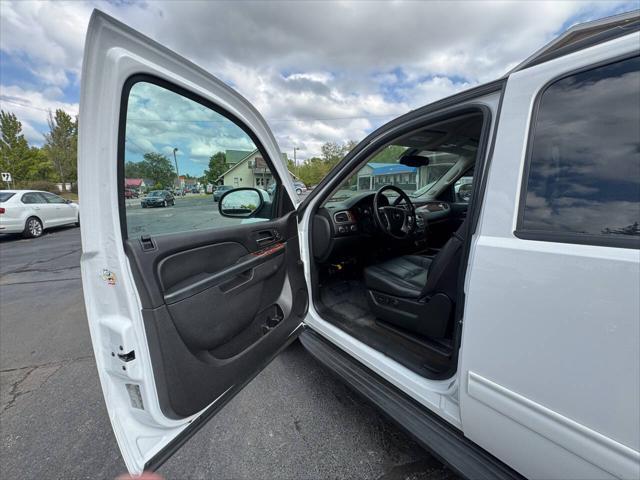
[
  {"left": 171, "top": 199, "right": 175, "bottom": 206},
  {"left": 75, "top": 215, "right": 80, "bottom": 227},
  {"left": 296, "top": 188, "right": 302, "bottom": 195},
  {"left": 24, "top": 217, "right": 43, "bottom": 238},
  {"left": 142, "top": 203, "right": 147, "bottom": 208},
  {"left": 162, "top": 200, "right": 167, "bottom": 207}
]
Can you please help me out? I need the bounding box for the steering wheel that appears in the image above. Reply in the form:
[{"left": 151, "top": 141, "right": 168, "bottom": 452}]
[{"left": 373, "top": 185, "right": 417, "bottom": 239}]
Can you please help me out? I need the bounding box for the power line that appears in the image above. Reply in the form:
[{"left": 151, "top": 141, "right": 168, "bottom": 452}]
[
  {"left": 1, "top": 97, "right": 402, "bottom": 123},
  {"left": 125, "top": 113, "right": 401, "bottom": 123},
  {"left": 0, "top": 98, "right": 77, "bottom": 114},
  {"left": 1, "top": 96, "right": 405, "bottom": 140}
]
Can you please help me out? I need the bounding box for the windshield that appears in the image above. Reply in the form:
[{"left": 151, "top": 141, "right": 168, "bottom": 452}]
[
  {"left": 148, "top": 191, "right": 163, "bottom": 197},
  {"left": 0, "top": 192, "right": 15, "bottom": 202},
  {"left": 327, "top": 147, "right": 471, "bottom": 203},
  {"left": 326, "top": 113, "right": 481, "bottom": 203}
]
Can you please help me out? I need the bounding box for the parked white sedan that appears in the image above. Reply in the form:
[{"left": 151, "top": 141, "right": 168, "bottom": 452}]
[{"left": 0, "top": 190, "right": 80, "bottom": 238}]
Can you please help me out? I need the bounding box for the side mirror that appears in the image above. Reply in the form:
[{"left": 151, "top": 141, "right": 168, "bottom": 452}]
[
  {"left": 219, "top": 188, "right": 264, "bottom": 218},
  {"left": 65, "top": 199, "right": 72, "bottom": 204}
]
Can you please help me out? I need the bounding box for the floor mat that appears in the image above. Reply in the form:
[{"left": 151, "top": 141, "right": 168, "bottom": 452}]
[{"left": 319, "top": 279, "right": 452, "bottom": 377}]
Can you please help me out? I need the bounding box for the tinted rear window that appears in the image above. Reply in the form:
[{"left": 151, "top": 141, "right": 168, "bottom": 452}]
[
  {"left": 520, "top": 56, "right": 640, "bottom": 245},
  {"left": 0, "top": 192, "right": 15, "bottom": 202}
]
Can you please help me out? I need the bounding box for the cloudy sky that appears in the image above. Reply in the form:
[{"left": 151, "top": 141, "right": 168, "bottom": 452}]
[{"left": 0, "top": 0, "right": 636, "bottom": 171}]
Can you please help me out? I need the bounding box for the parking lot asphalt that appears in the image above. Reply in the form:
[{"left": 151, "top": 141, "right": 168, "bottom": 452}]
[
  {"left": 0, "top": 226, "right": 457, "bottom": 480},
  {"left": 126, "top": 194, "right": 243, "bottom": 237}
]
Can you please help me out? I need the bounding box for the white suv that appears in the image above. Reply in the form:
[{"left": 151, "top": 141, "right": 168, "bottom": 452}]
[{"left": 79, "top": 10, "right": 639, "bottom": 479}]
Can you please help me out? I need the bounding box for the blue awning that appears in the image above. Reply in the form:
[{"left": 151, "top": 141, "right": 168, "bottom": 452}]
[{"left": 368, "top": 164, "right": 416, "bottom": 176}]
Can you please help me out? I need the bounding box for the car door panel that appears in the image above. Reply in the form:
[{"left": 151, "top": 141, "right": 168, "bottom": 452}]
[
  {"left": 40, "top": 192, "right": 69, "bottom": 225},
  {"left": 459, "top": 33, "right": 640, "bottom": 479},
  {"left": 122, "top": 212, "right": 306, "bottom": 418},
  {"left": 63, "top": 203, "right": 78, "bottom": 224},
  {"left": 79, "top": 10, "right": 305, "bottom": 473},
  {"left": 138, "top": 216, "right": 307, "bottom": 419},
  {"left": 30, "top": 193, "right": 56, "bottom": 227}
]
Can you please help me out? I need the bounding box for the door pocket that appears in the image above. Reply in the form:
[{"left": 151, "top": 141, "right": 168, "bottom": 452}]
[{"left": 166, "top": 254, "right": 285, "bottom": 352}]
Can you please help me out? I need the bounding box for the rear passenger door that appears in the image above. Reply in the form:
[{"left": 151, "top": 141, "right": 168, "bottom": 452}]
[
  {"left": 21, "top": 192, "right": 52, "bottom": 226},
  {"left": 79, "top": 11, "right": 307, "bottom": 474},
  {"left": 459, "top": 36, "right": 640, "bottom": 479}
]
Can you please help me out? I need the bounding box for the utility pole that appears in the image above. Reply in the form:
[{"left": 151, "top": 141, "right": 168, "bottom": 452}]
[
  {"left": 293, "top": 147, "right": 299, "bottom": 165},
  {"left": 173, "top": 147, "right": 180, "bottom": 190}
]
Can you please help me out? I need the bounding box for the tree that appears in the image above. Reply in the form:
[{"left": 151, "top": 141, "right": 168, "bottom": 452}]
[
  {"left": 139, "top": 152, "right": 176, "bottom": 187},
  {"left": 203, "top": 151, "right": 228, "bottom": 184},
  {"left": 344, "top": 139, "right": 358, "bottom": 154},
  {"left": 1, "top": 111, "right": 31, "bottom": 184},
  {"left": 43, "top": 109, "right": 77, "bottom": 184},
  {"left": 24, "top": 147, "right": 54, "bottom": 181},
  {"left": 292, "top": 140, "right": 359, "bottom": 186},
  {"left": 370, "top": 145, "right": 407, "bottom": 163},
  {"left": 124, "top": 161, "right": 144, "bottom": 179},
  {"left": 320, "top": 141, "right": 344, "bottom": 168},
  {"left": 124, "top": 153, "right": 176, "bottom": 187}
]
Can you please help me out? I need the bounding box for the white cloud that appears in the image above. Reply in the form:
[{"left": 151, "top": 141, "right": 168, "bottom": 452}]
[
  {"left": 0, "top": 84, "right": 79, "bottom": 144},
  {"left": 0, "top": 0, "right": 634, "bottom": 157}
]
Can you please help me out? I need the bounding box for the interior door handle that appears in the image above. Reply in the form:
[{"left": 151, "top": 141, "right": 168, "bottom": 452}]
[
  {"left": 256, "top": 235, "right": 275, "bottom": 245},
  {"left": 255, "top": 229, "right": 280, "bottom": 245}
]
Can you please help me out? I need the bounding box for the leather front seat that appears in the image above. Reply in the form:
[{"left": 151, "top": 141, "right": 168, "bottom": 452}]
[
  {"left": 363, "top": 219, "right": 468, "bottom": 338},
  {"left": 364, "top": 255, "right": 432, "bottom": 298}
]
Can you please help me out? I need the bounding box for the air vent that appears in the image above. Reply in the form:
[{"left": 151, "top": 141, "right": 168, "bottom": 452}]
[{"left": 334, "top": 211, "right": 350, "bottom": 223}]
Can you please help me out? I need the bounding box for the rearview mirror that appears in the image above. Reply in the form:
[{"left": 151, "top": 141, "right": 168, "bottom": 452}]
[
  {"left": 399, "top": 154, "right": 430, "bottom": 168},
  {"left": 219, "top": 188, "right": 264, "bottom": 218}
]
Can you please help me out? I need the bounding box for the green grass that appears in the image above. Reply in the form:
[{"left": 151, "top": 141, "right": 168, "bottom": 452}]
[{"left": 59, "top": 192, "right": 79, "bottom": 202}]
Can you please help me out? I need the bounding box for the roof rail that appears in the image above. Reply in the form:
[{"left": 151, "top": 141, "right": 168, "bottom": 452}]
[{"left": 509, "top": 10, "right": 640, "bottom": 74}]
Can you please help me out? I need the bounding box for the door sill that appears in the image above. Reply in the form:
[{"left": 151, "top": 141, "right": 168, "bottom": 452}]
[
  {"left": 300, "top": 329, "right": 524, "bottom": 480},
  {"left": 304, "top": 304, "right": 461, "bottom": 427}
]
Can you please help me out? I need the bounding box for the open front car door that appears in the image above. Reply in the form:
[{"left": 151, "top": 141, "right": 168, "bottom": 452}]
[{"left": 79, "top": 11, "right": 308, "bottom": 474}]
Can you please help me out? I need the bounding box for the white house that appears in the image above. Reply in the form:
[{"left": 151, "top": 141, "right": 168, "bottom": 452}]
[{"left": 217, "top": 149, "right": 274, "bottom": 188}]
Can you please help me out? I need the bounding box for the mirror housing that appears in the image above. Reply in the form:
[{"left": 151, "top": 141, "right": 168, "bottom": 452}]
[
  {"left": 399, "top": 154, "right": 430, "bottom": 168},
  {"left": 219, "top": 188, "right": 264, "bottom": 218}
]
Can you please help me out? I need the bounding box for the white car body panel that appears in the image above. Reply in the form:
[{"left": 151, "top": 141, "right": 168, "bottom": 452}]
[
  {"left": 458, "top": 31, "right": 640, "bottom": 479},
  {"left": 78, "top": 11, "right": 297, "bottom": 473}
]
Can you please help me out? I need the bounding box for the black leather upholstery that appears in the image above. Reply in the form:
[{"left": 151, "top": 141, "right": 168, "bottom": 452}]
[
  {"left": 363, "top": 219, "right": 468, "bottom": 338},
  {"left": 364, "top": 219, "right": 468, "bottom": 300},
  {"left": 364, "top": 255, "right": 432, "bottom": 298}
]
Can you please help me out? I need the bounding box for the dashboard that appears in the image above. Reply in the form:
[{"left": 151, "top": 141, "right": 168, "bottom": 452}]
[{"left": 312, "top": 192, "right": 454, "bottom": 261}]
